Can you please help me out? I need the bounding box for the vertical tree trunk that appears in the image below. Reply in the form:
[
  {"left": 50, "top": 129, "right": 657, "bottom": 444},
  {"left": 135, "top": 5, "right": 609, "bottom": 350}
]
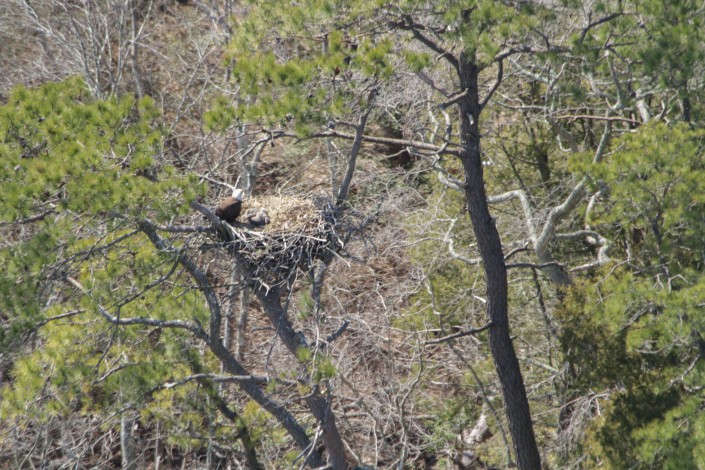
[
  {"left": 236, "top": 287, "right": 250, "bottom": 360},
  {"left": 129, "top": 0, "right": 144, "bottom": 99},
  {"left": 254, "top": 286, "right": 348, "bottom": 469},
  {"left": 154, "top": 420, "right": 161, "bottom": 470},
  {"left": 457, "top": 53, "right": 542, "bottom": 470},
  {"left": 120, "top": 415, "right": 137, "bottom": 470}
]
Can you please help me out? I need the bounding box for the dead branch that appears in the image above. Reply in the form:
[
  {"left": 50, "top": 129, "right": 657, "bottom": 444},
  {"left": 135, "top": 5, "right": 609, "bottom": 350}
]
[{"left": 425, "top": 322, "right": 493, "bottom": 345}]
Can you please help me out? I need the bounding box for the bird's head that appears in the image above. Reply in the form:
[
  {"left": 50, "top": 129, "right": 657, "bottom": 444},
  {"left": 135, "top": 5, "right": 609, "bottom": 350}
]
[{"left": 232, "top": 188, "right": 244, "bottom": 201}]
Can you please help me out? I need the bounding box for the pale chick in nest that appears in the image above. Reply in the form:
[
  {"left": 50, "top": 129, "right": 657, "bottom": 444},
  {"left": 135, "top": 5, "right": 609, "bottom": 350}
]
[{"left": 244, "top": 208, "right": 270, "bottom": 227}]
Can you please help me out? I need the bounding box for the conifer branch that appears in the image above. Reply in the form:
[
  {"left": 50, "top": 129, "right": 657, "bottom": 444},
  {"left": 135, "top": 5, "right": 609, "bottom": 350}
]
[
  {"left": 395, "top": 14, "right": 460, "bottom": 71},
  {"left": 66, "top": 277, "right": 204, "bottom": 335}
]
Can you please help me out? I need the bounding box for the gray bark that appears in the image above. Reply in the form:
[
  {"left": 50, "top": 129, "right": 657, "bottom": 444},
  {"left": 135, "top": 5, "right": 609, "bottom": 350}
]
[
  {"left": 120, "top": 415, "right": 137, "bottom": 470},
  {"left": 456, "top": 53, "right": 542, "bottom": 470},
  {"left": 254, "top": 285, "right": 348, "bottom": 469},
  {"left": 139, "top": 220, "right": 324, "bottom": 468}
]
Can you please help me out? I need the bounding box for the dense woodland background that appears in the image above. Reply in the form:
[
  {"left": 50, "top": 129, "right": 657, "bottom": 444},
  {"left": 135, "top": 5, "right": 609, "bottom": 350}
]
[{"left": 2, "top": 0, "right": 705, "bottom": 468}]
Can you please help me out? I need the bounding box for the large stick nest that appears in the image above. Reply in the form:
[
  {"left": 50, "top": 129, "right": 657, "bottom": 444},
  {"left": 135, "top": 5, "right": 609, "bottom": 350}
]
[
  {"left": 216, "top": 195, "right": 343, "bottom": 284},
  {"left": 237, "top": 196, "right": 323, "bottom": 234}
]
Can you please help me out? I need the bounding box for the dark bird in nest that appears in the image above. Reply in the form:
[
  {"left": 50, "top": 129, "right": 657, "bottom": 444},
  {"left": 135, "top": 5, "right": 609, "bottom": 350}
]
[{"left": 215, "top": 188, "right": 244, "bottom": 224}]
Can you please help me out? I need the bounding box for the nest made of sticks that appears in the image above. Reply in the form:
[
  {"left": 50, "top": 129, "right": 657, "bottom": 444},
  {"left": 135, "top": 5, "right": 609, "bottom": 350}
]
[
  {"left": 236, "top": 195, "right": 322, "bottom": 234},
  {"left": 219, "top": 195, "right": 341, "bottom": 283}
]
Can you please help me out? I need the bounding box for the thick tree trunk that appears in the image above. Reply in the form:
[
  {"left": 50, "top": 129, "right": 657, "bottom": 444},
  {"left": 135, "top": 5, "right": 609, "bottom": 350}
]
[
  {"left": 207, "top": 338, "right": 324, "bottom": 468},
  {"left": 457, "top": 53, "right": 542, "bottom": 470},
  {"left": 141, "top": 219, "right": 323, "bottom": 468},
  {"left": 254, "top": 286, "right": 348, "bottom": 470}
]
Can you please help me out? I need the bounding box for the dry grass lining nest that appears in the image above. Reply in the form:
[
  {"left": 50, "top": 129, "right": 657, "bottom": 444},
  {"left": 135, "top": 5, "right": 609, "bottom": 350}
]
[{"left": 238, "top": 195, "right": 322, "bottom": 234}]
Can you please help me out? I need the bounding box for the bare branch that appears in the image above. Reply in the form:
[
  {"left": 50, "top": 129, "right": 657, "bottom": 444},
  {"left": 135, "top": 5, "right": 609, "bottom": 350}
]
[
  {"left": 504, "top": 243, "right": 530, "bottom": 261},
  {"left": 434, "top": 160, "right": 465, "bottom": 191},
  {"left": 135, "top": 221, "right": 321, "bottom": 464},
  {"left": 160, "top": 373, "right": 270, "bottom": 390},
  {"left": 190, "top": 200, "right": 225, "bottom": 227},
  {"left": 415, "top": 71, "right": 451, "bottom": 97},
  {"left": 0, "top": 208, "right": 55, "bottom": 226},
  {"left": 487, "top": 120, "right": 612, "bottom": 284},
  {"left": 552, "top": 114, "right": 640, "bottom": 124},
  {"left": 140, "top": 223, "right": 212, "bottom": 234},
  {"left": 480, "top": 59, "right": 503, "bottom": 110},
  {"left": 66, "top": 277, "right": 203, "bottom": 334},
  {"left": 535, "top": 122, "right": 611, "bottom": 259},
  {"left": 337, "top": 87, "right": 376, "bottom": 205},
  {"left": 554, "top": 229, "right": 603, "bottom": 240},
  {"left": 506, "top": 262, "right": 562, "bottom": 270},
  {"left": 546, "top": 117, "right": 580, "bottom": 153},
  {"left": 23, "top": 310, "right": 86, "bottom": 341},
  {"left": 198, "top": 173, "right": 240, "bottom": 193},
  {"left": 493, "top": 45, "right": 537, "bottom": 62},
  {"left": 577, "top": 12, "right": 622, "bottom": 45},
  {"left": 432, "top": 161, "right": 464, "bottom": 192},
  {"left": 435, "top": 104, "right": 454, "bottom": 155},
  {"left": 488, "top": 190, "right": 538, "bottom": 245},
  {"left": 425, "top": 322, "right": 493, "bottom": 345},
  {"left": 276, "top": 129, "right": 458, "bottom": 155},
  {"left": 444, "top": 219, "right": 482, "bottom": 265},
  {"left": 563, "top": 230, "right": 612, "bottom": 272},
  {"left": 440, "top": 90, "right": 469, "bottom": 109},
  {"left": 325, "top": 320, "right": 350, "bottom": 344}
]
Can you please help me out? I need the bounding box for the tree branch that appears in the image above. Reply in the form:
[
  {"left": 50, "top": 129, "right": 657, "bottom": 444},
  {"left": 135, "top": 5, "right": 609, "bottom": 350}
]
[
  {"left": 308, "top": 129, "right": 457, "bottom": 155},
  {"left": 552, "top": 114, "right": 640, "bottom": 124},
  {"left": 159, "top": 373, "right": 271, "bottom": 390},
  {"left": 425, "top": 322, "right": 493, "bottom": 345},
  {"left": 0, "top": 208, "right": 55, "bottom": 226},
  {"left": 415, "top": 71, "right": 451, "bottom": 97},
  {"left": 136, "top": 220, "right": 322, "bottom": 466},
  {"left": 535, "top": 122, "right": 611, "bottom": 260},
  {"left": 396, "top": 14, "right": 459, "bottom": 71},
  {"left": 434, "top": 161, "right": 465, "bottom": 191},
  {"left": 138, "top": 219, "right": 223, "bottom": 342},
  {"left": 444, "top": 219, "right": 482, "bottom": 265},
  {"left": 326, "top": 320, "right": 350, "bottom": 344},
  {"left": 440, "top": 90, "right": 469, "bottom": 109},
  {"left": 337, "top": 87, "right": 376, "bottom": 205},
  {"left": 506, "top": 262, "right": 562, "bottom": 270},
  {"left": 480, "top": 59, "right": 503, "bottom": 110},
  {"left": 253, "top": 285, "right": 348, "bottom": 468},
  {"left": 67, "top": 277, "right": 204, "bottom": 335},
  {"left": 577, "top": 12, "right": 622, "bottom": 45},
  {"left": 488, "top": 190, "right": 538, "bottom": 246}
]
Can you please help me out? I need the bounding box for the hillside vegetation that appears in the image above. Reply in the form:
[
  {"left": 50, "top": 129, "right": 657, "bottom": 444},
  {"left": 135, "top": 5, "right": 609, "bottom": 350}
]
[{"left": 1, "top": 1, "right": 705, "bottom": 469}]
